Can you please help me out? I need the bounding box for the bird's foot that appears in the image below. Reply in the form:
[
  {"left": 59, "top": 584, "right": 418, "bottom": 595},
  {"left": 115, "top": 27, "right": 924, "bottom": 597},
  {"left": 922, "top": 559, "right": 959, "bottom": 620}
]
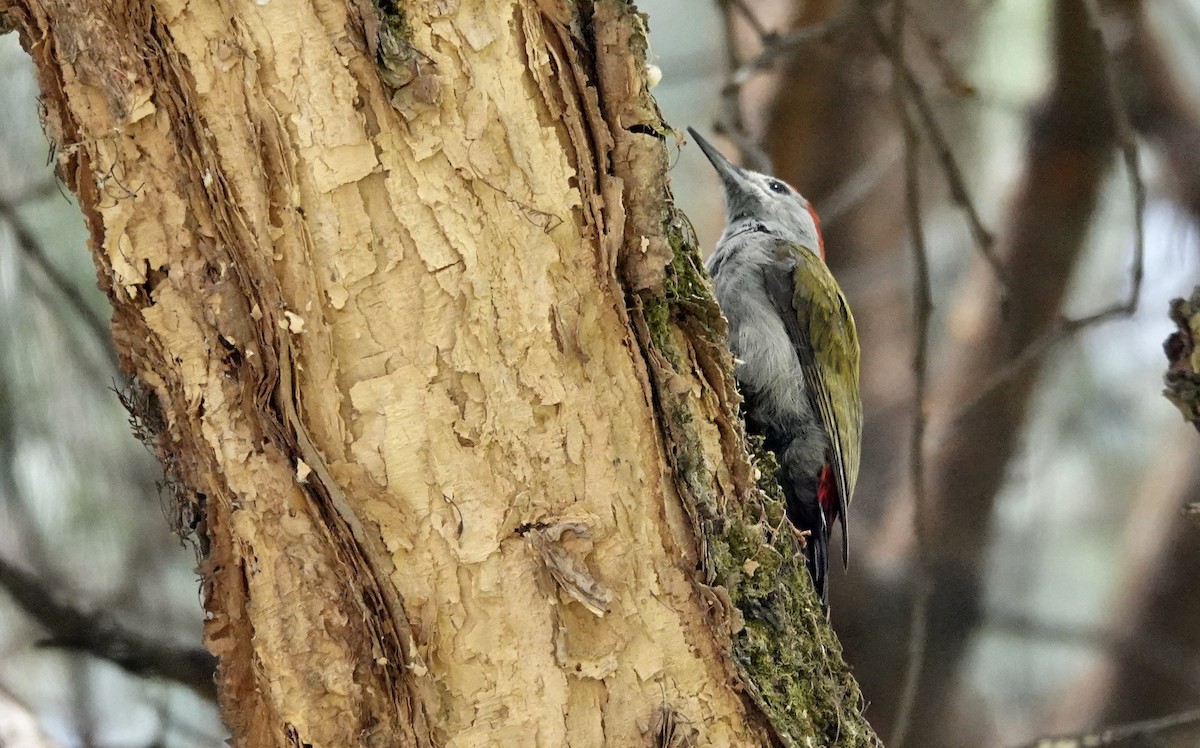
[{"left": 789, "top": 526, "right": 810, "bottom": 551}]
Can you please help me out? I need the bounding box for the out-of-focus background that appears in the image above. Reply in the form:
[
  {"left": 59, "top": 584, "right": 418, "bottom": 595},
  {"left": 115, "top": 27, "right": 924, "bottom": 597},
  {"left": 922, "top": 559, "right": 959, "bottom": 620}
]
[
  {"left": 2, "top": 1, "right": 1199, "bottom": 746},
  {"left": 0, "top": 24, "right": 224, "bottom": 748}
]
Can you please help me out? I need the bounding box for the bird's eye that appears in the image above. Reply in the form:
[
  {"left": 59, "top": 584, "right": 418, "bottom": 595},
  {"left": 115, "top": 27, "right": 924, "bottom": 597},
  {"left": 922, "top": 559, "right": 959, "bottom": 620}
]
[{"left": 768, "top": 180, "right": 788, "bottom": 194}]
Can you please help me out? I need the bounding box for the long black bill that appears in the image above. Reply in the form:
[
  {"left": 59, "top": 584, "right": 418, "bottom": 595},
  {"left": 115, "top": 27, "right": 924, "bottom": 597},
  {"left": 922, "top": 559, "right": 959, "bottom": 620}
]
[{"left": 686, "top": 127, "right": 748, "bottom": 192}]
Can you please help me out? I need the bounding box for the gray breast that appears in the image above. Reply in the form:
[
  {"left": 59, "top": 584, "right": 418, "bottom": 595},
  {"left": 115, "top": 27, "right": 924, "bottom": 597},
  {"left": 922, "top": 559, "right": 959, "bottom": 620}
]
[{"left": 707, "top": 235, "right": 811, "bottom": 425}]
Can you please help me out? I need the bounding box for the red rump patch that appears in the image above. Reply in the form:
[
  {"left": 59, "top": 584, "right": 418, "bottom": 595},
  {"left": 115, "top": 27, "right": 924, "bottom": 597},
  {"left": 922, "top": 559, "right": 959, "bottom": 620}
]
[
  {"left": 817, "top": 463, "right": 838, "bottom": 523},
  {"left": 806, "top": 202, "right": 826, "bottom": 260}
]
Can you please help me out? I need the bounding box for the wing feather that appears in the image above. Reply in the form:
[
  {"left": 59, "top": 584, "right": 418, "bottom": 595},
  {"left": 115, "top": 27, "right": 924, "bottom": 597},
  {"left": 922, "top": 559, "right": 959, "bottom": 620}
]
[{"left": 761, "top": 238, "right": 861, "bottom": 567}]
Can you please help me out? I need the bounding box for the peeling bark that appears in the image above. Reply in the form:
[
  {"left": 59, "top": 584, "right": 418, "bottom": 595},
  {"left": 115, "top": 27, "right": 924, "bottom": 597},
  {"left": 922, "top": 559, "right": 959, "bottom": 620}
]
[
  {"left": 1165, "top": 287, "right": 1200, "bottom": 432},
  {"left": 0, "top": 0, "right": 877, "bottom": 745}
]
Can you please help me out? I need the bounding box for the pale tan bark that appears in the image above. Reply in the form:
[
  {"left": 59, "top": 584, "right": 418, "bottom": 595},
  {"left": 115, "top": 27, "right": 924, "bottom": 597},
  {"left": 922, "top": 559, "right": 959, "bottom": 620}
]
[{"left": 1, "top": 0, "right": 878, "bottom": 745}]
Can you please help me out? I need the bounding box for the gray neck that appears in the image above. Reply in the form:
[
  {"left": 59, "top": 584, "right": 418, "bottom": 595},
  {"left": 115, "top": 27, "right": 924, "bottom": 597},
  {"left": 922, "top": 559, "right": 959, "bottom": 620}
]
[{"left": 721, "top": 218, "right": 772, "bottom": 244}]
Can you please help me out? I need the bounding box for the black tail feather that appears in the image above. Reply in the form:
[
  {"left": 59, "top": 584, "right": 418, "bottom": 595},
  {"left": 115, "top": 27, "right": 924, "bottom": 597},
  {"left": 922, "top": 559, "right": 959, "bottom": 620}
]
[
  {"left": 748, "top": 417, "right": 834, "bottom": 608},
  {"left": 839, "top": 508, "right": 849, "bottom": 570},
  {"left": 806, "top": 512, "right": 831, "bottom": 608},
  {"left": 778, "top": 467, "right": 832, "bottom": 609}
]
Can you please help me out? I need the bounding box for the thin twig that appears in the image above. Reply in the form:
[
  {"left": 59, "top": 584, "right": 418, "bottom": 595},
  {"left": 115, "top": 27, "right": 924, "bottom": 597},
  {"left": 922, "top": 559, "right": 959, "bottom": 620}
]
[
  {"left": 819, "top": 136, "right": 904, "bottom": 226},
  {"left": 1084, "top": 0, "right": 1145, "bottom": 313},
  {"left": 0, "top": 554, "right": 217, "bottom": 700},
  {"left": 712, "top": 2, "right": 862, "bottom": 173},
  {"left": 941, "top": 0, "right": 1146, "bottom": 433},
  {"left": 714, "top": 0, "right": 773, "bottom": 172},
  {"left": 724, "top": 0, "right": 771, "bottom": 42},
  {"left": 0, "top": 195, "right": 119, "bottom": 373},
  {"left": 907, "top": 4, "right": 976, "bottom": 96},
  {"left": 887, "top": 4, "right": 932, "bottom": 746},
  {"left": 946, "top": 310, "right": 1123, "bottom": 430},
  {"left": 864, "top": 3, "right": 1009, "bottom": 289},
  {"left": 726, "top": 3, "right": 860, "bottom": 87},
  {"left": 1010, "top": 707, "right": 1200, "bottom": 748}
]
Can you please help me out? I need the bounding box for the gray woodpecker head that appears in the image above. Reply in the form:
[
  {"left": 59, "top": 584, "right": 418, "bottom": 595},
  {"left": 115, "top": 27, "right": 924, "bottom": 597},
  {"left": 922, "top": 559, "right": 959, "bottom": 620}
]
[{"left": 687, "top": 127, "right": 825, "bottom": 259}]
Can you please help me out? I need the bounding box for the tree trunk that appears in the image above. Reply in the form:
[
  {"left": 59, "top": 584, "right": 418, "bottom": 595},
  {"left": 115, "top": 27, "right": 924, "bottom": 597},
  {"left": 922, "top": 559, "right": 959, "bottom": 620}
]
[{"left": 0, "top": 1, "right": 878, "bottom": 745}]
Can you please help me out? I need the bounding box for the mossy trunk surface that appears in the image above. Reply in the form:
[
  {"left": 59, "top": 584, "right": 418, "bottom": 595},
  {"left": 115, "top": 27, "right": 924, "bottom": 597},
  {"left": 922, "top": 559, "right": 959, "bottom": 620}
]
[{"left": 0, "top": 0, "right": 878, "bottom": 745}]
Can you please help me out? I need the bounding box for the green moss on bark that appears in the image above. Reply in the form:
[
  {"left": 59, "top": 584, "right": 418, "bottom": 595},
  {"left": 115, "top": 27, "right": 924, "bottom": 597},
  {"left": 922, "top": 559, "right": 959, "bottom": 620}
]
[{"left": 372, "top": 0, "right": 439, "bottom": 111}]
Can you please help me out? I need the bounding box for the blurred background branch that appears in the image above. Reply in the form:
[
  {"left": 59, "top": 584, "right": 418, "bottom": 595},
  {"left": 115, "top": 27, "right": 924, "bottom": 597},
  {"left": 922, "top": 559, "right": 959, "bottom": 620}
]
[
  {"left": 0, "top": 555, "right": 216, "bottom": 700},
  {"left": 0, "top": 186, "right": 119, "bottom": 375},
  {"left": 883, "top": 4, "right": 933, "bottom": 746},
  {"left": 1013, "top": 706, "right": 1200, "bottom": 748}
]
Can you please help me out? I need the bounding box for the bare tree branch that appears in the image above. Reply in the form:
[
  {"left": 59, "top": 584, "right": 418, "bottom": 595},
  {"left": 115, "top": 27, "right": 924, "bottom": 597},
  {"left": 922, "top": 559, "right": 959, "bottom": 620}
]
[
  {"left": 1124, "top": 0, "right": 1200, "bottom": 224},
  {"left": 874, "top": 2, "right": 1121, "bottom": 741},
  {"left": 726, "top": 2, "right": 860, "bottom": 85},
  {"left": 863, "top": 3, "right": 1008, "bottom": 289},
  {"left": 1011, "top": 708, "right": 1200, "bottom": 748},
  {"left": 906, "top": 4, "right": 976, "bottom": 96},
  {"left": 942, "top": 0, "right": 1147, "bottom": 434},
  {"left": 713, "top": 0, "right": 773, "bottom": 172},
  {"left": 0, "top": 554, "right": 217, "bottom": 701},
  {"left": 712, "top": 1, "right": 862, "bottom": 172},
  {"left": 0, "top": 193, "right": 118, "bottom": 374},
  {"left": 1083, "top": 0, "right": 1145, "bottom": 314},
  {"left": 721, "top": 0, "right": 772, "bottom": 42},
  {"left": 885, "top": 4, "right": 932, "bottom": 746}
]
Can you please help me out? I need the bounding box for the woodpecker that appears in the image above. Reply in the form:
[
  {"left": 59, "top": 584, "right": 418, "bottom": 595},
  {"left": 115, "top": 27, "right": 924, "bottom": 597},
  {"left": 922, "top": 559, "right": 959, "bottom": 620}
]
[{"left": 689, "top": 128, "right": 862, "bottom": 606}]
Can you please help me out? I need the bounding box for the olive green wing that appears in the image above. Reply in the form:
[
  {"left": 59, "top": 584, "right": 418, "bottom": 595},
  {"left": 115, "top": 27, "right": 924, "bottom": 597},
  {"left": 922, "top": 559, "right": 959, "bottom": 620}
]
[
  {"left": 753, "top": 241, "right": 859, "bottom": 566},
  {"left": 762, "top": 239, "right": 862, "bottom": 566},
  {"left": 792, "top": 253, "right": 862, "bottom": 525}
]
